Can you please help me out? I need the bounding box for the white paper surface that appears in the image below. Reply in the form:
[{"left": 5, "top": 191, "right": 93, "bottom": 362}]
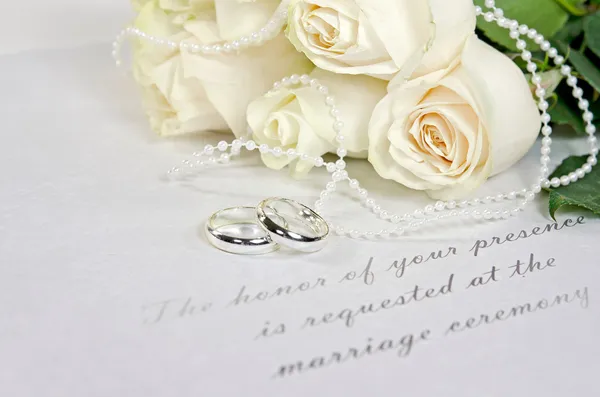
[
  {"left": 1, "top": 42, "right": 599, "bottom": 397},
  {"left": 0, "top": 1, "right": 132, "bottom": 55}
]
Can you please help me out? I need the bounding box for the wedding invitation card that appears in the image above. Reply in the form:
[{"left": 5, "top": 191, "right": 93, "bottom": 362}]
[{"left": 1, "top": 23, "right": 599, "bottom": 397}]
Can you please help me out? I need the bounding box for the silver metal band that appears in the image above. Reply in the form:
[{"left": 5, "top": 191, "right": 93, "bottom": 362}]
[
  {"left": 205, "top": 207, "right": 279, "bottom": 255},
  {"left": 256, "top": 198, "right": 329, "bottom": 253}
]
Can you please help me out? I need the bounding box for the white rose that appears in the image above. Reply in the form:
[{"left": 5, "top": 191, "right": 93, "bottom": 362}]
[
  {"left": 247, "top": 68, "right": 387, "bottom": 176},
  {"left": 285, "top": 0, "right": 476, "bottom": 80},
  {"left": 132, "top": 0, "right": 312, "bottom": 136},
  {"left": 368, "top": 35, "right": 541, "bottom": 200}
]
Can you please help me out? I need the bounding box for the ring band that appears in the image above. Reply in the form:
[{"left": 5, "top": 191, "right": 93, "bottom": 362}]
[
  {"left": 257, "top": 198, "right": 329, "bottom": 253},
  {"left": 205, "top": 207, "right": 280, "bottom": 255}
]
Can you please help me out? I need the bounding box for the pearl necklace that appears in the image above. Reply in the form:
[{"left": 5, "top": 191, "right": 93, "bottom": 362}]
[{"left": 114, "top": 0, "right": 598, "bottom": 240}]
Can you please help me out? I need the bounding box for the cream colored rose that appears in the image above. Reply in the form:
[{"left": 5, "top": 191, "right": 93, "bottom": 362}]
[
  {"left": 247, "top": 68, "right": 387, "bottom": 176},
  {"left": 285, "top": 0, "right": 476, "bottom": 80},
  {"left": 132, "top": 0, "right": 312, "bottom": 136},
  {"left": 368, "top": 36, "right": 541, "bottom": 200}
]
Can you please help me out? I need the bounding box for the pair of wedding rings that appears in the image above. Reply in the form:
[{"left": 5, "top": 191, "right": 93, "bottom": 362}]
[{"left": 205, "top": 198, "right": 330, "bottom": 255}]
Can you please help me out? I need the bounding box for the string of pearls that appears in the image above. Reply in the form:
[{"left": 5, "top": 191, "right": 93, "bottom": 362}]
[
  {"left": 128, "top": 1, "right": 597, "bottom": 240},
  {"left": 112, "top": 1, "right": 290, "bottom": 67}
]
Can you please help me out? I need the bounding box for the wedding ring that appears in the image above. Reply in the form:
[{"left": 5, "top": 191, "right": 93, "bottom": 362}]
[
  {"left": 257, "top": 198, "right": 329, "bottom": 253},
  {"left": 205, "top": 207, "right": 280, "bottom": 255}
]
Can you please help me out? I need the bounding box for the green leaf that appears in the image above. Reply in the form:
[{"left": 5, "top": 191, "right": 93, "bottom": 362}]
[
  {"left": 553, "top": 17, "right": 585, "bottom": 42},
  {"left": 549, "top": 96, "right": 587, "bottom": 134},
  {"left": 553, "top": 0, "right": 588, "bottom": 16},
  {"left": 558, "top": 44, "right": 600, "bottom": 92},
  {"left": 474, "top": 0, "right": 569, "bottom": 51},
  {"left": 545, "top": 156, "right": 600, "bottom": 219},
  {"left": 584, "top": 13, "right": 600, "bottom": 58}
]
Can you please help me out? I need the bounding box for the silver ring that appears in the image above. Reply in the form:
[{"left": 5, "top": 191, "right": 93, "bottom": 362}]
[
  {"left": 205, "top": 207, "right": 280, "bottom": 255},
  {"left": 256, "top": 198, "right": 329, "bottom": 253}
]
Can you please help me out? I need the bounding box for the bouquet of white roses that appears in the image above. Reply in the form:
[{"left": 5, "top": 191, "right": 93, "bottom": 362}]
[{"left": 125, "top": 0, "right": 599, "bottom": 214}]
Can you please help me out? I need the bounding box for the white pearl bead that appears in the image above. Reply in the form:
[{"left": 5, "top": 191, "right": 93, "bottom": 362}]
[
  {"left": 540, "top": 41, "right": 551, "bottom": 51},
  {"left": 568, "top": 172, "right": 578, "bottom": 183},
  {"left": 483, "top": 210, "right": 493, "bottom": 220},
  {"left": 534, "top": 34, "right": 544, "bottom": 44},
  {"left": 540, "top": 146, "right": 551, "bottom": 155},
  {"left": 337, "top": 148, "right": 348, "bottom": 157},
  {"left": 219, "top": 153, "right": 231, "bottom": 163},
  {"left": 259, "top": 144, "right": 269, "bottom": 153},
  {"left": 541, "top": 113, "right": 551, "bottom": 123},
  {"left": 536, "top": 88, "right": 546, "bottom": 98},
  {"left": 300, "top": 74, "right": 311, "bottom": 85},
  {"left": 518, "top": 24, "right": 529, "bottom": 34},
  {"left": 217, "top": 141, "right": 228, "bottom": 151},
  {"left": 286, "top": 148, "right": 297, "bottom": 158}
]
